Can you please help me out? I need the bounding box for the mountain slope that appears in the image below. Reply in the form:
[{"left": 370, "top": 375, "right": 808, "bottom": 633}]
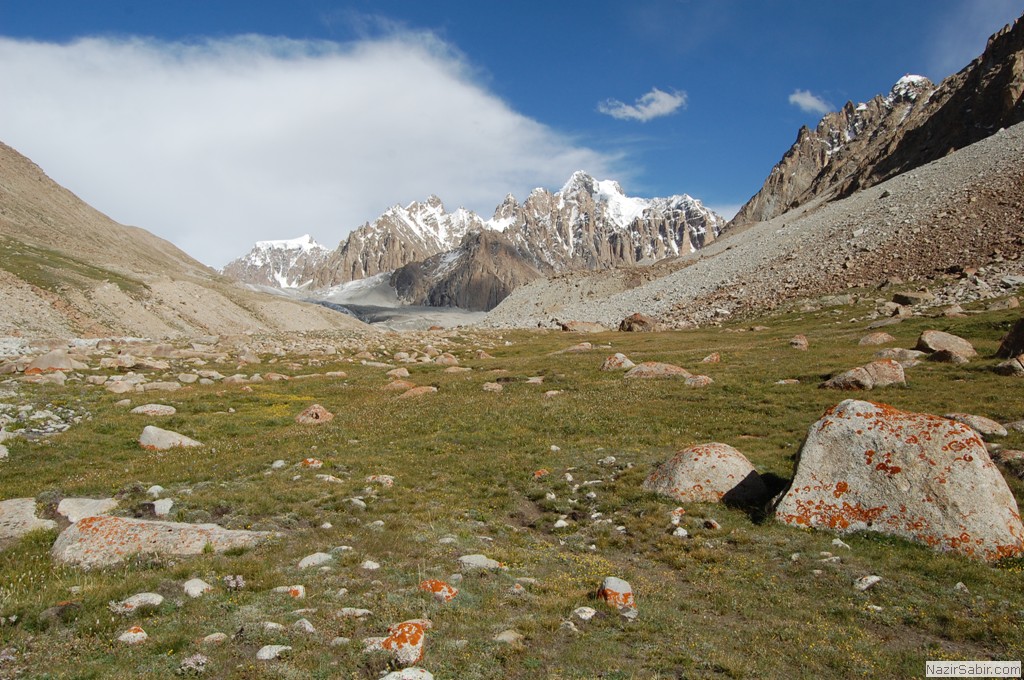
[
  {"left": 0, "top": 141, "right": 370, "bottom": 339},
  {"left": 484, "top": 120, "right": 1024, "bottom": 328},
  {"left": 221, "top": 235, "right": 331, "bottom": 289},
  {"left": 732, "top": 13, "right": 1024, "bottom": 227}
]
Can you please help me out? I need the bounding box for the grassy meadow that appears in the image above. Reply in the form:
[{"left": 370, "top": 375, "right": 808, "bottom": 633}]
[{"left": 1, "top": 295, "right": 1022, "bottom": 679}]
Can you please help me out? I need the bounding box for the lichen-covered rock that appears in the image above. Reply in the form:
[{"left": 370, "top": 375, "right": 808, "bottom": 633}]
[
  {"left": 418, "top": 578, "right": 458, "bottom": 603},
  {"left": 774, "top": 399, "right": 1024, "bottom": 561},
  {"left": 295, "top": 404, "right": 334, "bottom": 424},
  {"left": 643, "top": 443, "right": 767, "bottom": 506},
  {"left": 598, "top": 577, "right": 638, "bottom": 619},
  {"left": 859, "top": 332, "right": 896, "bottom": 346},
  {"left": 624, "top": 362, "right": 691, "bottom": 379},
  {"left": 820, "top": 359, "right": 905, "bottom": 390},
  {"left": 364, "top": 619, "right": 431, "bottom": 666},
  {"left": 51, "top": 515, "right": 273, "bottom": 568}
]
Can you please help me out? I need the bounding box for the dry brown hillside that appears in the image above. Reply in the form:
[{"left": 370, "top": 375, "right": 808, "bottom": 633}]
[{"left": 0, "top": 141, "right": 370, "bottom": 339}]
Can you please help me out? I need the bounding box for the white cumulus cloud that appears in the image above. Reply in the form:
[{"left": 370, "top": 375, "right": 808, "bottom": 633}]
[
  {"left": 788, "top": 89, "right": 833, "bottom": 115},
  {"left": 598, "top": 87, "right": 687, "bottom": 122},
  {"left": 0, "top": 33, "right": 618, "bottom": 267}
]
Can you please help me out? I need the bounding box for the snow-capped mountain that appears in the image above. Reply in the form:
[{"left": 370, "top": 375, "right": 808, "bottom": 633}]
[
  {"left": 390, "top": 172, "right": 724, "bottom": 310},
  {"left": 221, "top": 234, "right": 331, "bottom": 289},
  {"left": 223, "top": 172, "right": 724, "bottom": 311}
]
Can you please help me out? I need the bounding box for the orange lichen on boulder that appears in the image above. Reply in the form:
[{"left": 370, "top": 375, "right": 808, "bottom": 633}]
[
  {"left": 364, "top": 619, "right": 431, "bottom": 666},
  {"left": 418, "top": 579, "right": 458, "bottom": 603},
  {"left": 598, "top": 576, "right": 638, "bottom": 619},
  {"left": 775, "top": 399, "right": 1024, "bottom": 561}
]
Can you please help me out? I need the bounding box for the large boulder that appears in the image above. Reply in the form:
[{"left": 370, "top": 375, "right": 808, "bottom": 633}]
[
  {"left": 820, "top": 359, "right": 905, "bottom": 390},
  {"left": 51, "top": 515, "right": 274, "bottom": 568},
  {"left": 619, "top": 313, "right": 659, "bottom": 332},
  {"left": 643, "top": 443, "right": 768, "bottom": 506},
  {"left": 775, "top": 400, "right": 1024, "bottom": 561},
  {"left": 915, "top": 330, "right": 977, "bottom": 359},
  {"left": 24, "top": 350, "right": 83, "bottom": 375},
  {"left": 139, "top": 426, "right": 203, "bottom": 451}
]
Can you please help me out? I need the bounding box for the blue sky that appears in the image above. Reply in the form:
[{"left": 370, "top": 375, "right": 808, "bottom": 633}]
[{"left": 0, "top": 0, "right": 1021, "bottom": 266}]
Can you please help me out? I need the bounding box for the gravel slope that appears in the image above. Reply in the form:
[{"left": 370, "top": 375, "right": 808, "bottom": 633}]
[{"left": 483, "top": 121, "right": 1024, "bottom": 329}]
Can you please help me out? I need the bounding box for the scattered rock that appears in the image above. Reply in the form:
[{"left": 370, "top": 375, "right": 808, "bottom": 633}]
[
  {"left": 643, "top": 443, "right": 768, "bottom": 506},
  {"left": 573, "top": 606, "right": 597, "bottom": 621},
  {"left": 129, "top": 404, "right": 177, "bottom": 417},
  {"left": 994, "top": 355, "right": 1024, "bottom": 376},
  {"left": 623, "top": 362, "right": 691, "bottom": 379},
  {"left": 600, "top": 353, "right": 635, "bottom": 371},
  {"left": 853, "top": 575, "right": 882, "bottom": 592},
  {"left": 118, "top": 626, "right": 148, "bottom": 644},
  {"left": 701, "top": 352, "right": 721, "bottom": 363},
  {"left": 272, "top": 585, "right": 306, "bottom": 598},
  {"left": 915, "top": 330, "right": 977, "bottom": 358},
  {"left": 183, "top": 579, "right": 213, "bottom": 598},
  {"left": 295, "top": 404, "right": 334, "bottom": 425},
  {"left": 0, "top": 498, "right": 57, "bottom": 543},
  {"left": 597, "top": 576, "right": 638, "bottom": 620},
  {"left": 559, "top": 321, "right": 606, "bottom": 333},
  {"left": 138, "top": 425, "right": 203, "bottom": 451},
  {"left": 873, "top": 348, "right": 926, "bottom": 368},
  {"left": 820, "top": 359, "right": 905, "bottom": 390},
  {"left": 256, "top": 645, "right": 291, "bottom": 661},
  {"left": 298, "top": 552, "right": 333, "bottom": 569},
  {"left": 684, "top": 374, "right": 714, "bottom": 388},
  {"left": 51, "top": 515, "right": 273, "bottom": 568},
  {"left": 789, "top": 335, "right": 809, "bottom": 350},
  {"left": 774, "top": 399, "right": 1024, "bottom": 561},
  {"left": 419, "top": 579, "right": 458, "bottom": 603},
  {"left": 364, "top": 619, "right": 431, "bottom": 666},
  {"left": 399, "top": 386, "right": 438, "bottom": 399},
  {"left": 110, "top": 592, "right": 163, "bottom": 614},
  {"left": 457, "top": 554, "right": 502, "bottom": 571},
  {"left": 494, "top": 629, "right": 524, "bottom": 645},
  {"left": 619, "top": 313, "right": 659, "bottom": 332},
  {"left": 859, "top": 332, "right": 896, "bottom": 346},
  {"left": 943, "top": 413, "right": 1008, "bottom": 440},
  {"left": 382, "top": 669, "right": 434, "bottom": 680},
  {"left": 482, "top": 382, "right": 503, "bottom": 393},
  {"left": 996, "top": 318, "right": 1024, "bottom": 358},
  {"left": 56, "top": 498, "right": 118, "bottom": 523}
]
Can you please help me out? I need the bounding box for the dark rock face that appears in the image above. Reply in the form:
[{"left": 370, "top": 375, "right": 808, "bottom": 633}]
[
  {"left": 391, "top": 230, "right": 542, "bottom": 311},
  {"left": 732, "top": 14, "right": 1024, "bottom": 228}
]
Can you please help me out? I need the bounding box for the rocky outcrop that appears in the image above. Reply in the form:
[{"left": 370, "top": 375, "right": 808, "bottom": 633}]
[
  {"left": 391, "top": 230, "right": 542, "bottom": 311},
  {"left": 732, "top": 14, "right": 1024, "bottom": 227},
  {"left": 775, "top": 400, "right": 1024, "bottom": 561}
]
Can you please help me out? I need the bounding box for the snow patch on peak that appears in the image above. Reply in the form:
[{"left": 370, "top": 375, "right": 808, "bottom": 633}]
[{"left": 254, "top": 234, "right": 328, "bottom": 253}]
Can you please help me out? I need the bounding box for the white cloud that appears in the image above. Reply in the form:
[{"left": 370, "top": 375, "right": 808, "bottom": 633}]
[
  {"left": 598, "top": 87, "right": 687, "bottom": 122},
  {"left": 0, "top": 33, "right": 618, "bottom": 267},
  {"left": 787, "top": 89, "right": 833, "bottom": 115}
]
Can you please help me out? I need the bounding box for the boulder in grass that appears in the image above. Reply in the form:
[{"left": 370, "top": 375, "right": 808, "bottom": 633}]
[
  {"left": 559, "top": 321, "right": 606, "bottom": 333},
  {"left": 643, "top": 443, "right": 768, "bottom": 506},
  {"left": 774, "top": 399, "right": 1024, "bottom": 561},
  {"left": 295, "top": 404, "right": 334, "bottom": 425},
  {"left": 994, "top": 355, "right": 1024, "bottom": 376},
  {"left": 624, "top": 362, "right": 691, "bottom": 379},
  {"left": 820, "top": 359, "right": 905, "bottom": 390},
  {"left": 619, "top": 313, "right": 659, "bottom": 332},
  {"left": 789, "top": 335, "right": 809, "bottom": 350},
  {"left": 915, "top": 330, "right": 977, "bottom": 358},
  {"left": 130, "top": 404, "right": 176, "bottom": 417},
  {"left": 0, "top": 498, "right": 57, "bottom": 544},
  {"left": 139, "top": 426, "right": 203, "bottom": 450},
  {"left": 24, "top": 350, "right": 81, "bottom": 375},
  {"left": 51, "top": 515, "right": 273, "bottom": 568},
  {"left": 382, "top": 668, "right": 434, "bottom": 680},
  {"left": 859, "top": 332, "right": 896, "bottom": 346},
  {"left": 598, "top": 577, "right": 638, "bottom": 620},
  {"left": 363, "top": 619, "right": 431, "bottom": 666},
  {"left": 601, "top": 353, "right": 635, "bottom": 371},
  {"left": 383, "top": 380, "right": 417, "bottom": 392},
  {"left": 418, "top": 578, "right": 458, "bottom": 603},
  {"left": 398, "top": 386, "right": 437, "bottom": 399},
  {"left": 56, "top": 498, "right": 118, "bottom": 523}
]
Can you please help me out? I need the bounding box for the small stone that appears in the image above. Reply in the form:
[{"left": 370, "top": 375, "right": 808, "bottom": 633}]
[
  {"left": 494, "top": 629, "right": 524, "bottom": 645},
  {"left": 298, "top": 552, "right": 333, "bottom": 569},
  {"left": 338, "top": 607, "right": 373, "bottom": 618},
  {"left": 832, "top": 538, "right": 851, "bottom": 550},
  {"left": 482, "top": 382, "right": 503, "bottom": 393},
  {"left": 854, "top": 575, "right": 882, "bottom": 591},
  {"left": 295, "top": 404, "right": 334, "bottom": 425},
  {"left": 293, "top": 618, "right": 316, "bottom": 634},
  {"left": 256, "top": 645, "right": 291, "bottom": 661},
  {"left": 129, "top": 404, "right": 177, "bottom": 416},
  {"left": 360, "top": 560, "right": 380, "bottom": 571},
  {"left": 272, "top": 585, "right": 306, "bottom": 599},
  {"left": 183, "top": 578, "right": 213, "bottom": 598},
  {"left": 118, "top": 626, "right": 148, "bottom": 644},
  {"left": 458, "top": 554, "right": 502, "bottom": 571},
  {"left": 330, "top": 636, "right": 351, "bottom": 646},
  {"left": 139, "top": 425, "right": 203, "bottom": 451},
  {"left": 152, "top": 498, "right": 173, "bottom": 516},
  {"left": 202, "top": 632, "right": 228, "bottom": 645},
  {"left": 419, "top": 578, "right": 458, "bottom": 603},
  {"left": 573, "top": 606, "right": 597, "bottom": 621},
  {"left": 110, "top": 592, "right": 163, "bottom": 615},
  {"left": 672, "top": 527, "right": 689, "bottom": 538},
  {"left": 954, "top": 582, "right": 970, "bottom": 594}
]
